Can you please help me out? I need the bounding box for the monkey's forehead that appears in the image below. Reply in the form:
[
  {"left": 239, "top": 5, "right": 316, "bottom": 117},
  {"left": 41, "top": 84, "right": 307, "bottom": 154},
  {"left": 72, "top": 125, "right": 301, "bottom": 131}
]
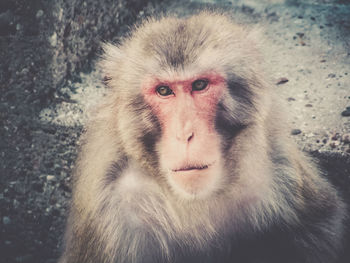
[
  {"left": 100, "top": 12, "right": 264, "bottom": 93},
  {"left": 121, "top": 12, "right": 260, "bottom": 72}
]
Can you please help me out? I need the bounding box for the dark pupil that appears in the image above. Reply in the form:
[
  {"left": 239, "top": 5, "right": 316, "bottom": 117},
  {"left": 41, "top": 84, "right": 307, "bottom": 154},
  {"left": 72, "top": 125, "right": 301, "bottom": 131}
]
[
  {"left": 157, "top": 86, "right": 172, "bottom": 96},
  {"left": 192, "top": 79, "right": 208, "bottom": 91}
]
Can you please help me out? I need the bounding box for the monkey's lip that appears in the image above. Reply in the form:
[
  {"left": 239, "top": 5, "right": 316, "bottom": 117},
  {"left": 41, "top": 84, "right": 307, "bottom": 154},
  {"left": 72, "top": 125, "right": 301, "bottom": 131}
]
[{"left": 171, "top": 162, "right": 214, "bottom": 172}]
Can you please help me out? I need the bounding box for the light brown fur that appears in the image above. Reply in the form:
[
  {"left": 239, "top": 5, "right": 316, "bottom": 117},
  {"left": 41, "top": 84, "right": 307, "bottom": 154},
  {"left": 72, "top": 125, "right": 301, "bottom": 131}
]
[{"left": 59, "top": 12, "right": 345, "bottom": 263}]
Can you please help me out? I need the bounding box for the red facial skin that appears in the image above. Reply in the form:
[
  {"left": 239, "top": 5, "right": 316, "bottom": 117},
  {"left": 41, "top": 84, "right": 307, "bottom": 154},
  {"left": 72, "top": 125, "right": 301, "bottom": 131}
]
[{"left": 142, "top": 72, "right": 226, "bottom": 197}]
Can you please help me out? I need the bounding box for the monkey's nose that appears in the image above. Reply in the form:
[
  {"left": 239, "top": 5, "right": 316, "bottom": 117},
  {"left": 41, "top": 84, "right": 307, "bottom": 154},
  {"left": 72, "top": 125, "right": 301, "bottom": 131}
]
[
  {"left": 176, "top": 120, "right": 194, "bottom": 143},
  {"left": 176, "top": 131, "right": 194, "bottom": 143}
]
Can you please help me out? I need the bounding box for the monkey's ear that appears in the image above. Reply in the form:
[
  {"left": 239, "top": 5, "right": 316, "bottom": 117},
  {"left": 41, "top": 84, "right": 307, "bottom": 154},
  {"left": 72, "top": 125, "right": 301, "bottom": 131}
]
[{"left": 99, "top": 42, "right": 125, "bottom": 86}]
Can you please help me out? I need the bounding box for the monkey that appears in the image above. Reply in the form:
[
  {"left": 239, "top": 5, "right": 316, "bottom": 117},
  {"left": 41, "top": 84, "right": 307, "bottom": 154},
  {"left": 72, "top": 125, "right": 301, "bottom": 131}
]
[{"left": 59, "top": 11, "right": 346, "bottom": 263}]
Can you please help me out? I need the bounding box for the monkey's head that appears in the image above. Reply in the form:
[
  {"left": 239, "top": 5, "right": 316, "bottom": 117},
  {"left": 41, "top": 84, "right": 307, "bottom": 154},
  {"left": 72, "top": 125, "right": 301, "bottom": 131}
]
[{"left": 101, "top": 12, "right": 269, "bottom": 200}]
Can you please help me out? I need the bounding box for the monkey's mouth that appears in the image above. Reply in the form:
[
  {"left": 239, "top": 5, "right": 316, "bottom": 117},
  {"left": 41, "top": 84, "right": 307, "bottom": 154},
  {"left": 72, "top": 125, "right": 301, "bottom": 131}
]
[{"left": 172, "top": 163, "right": 212, "bottom": 172}]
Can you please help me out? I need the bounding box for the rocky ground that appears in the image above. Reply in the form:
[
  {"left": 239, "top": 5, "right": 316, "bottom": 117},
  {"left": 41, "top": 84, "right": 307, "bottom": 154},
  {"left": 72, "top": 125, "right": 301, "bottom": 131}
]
[{"left": 0, "top": 0, "right": 350, "bottom": 263}]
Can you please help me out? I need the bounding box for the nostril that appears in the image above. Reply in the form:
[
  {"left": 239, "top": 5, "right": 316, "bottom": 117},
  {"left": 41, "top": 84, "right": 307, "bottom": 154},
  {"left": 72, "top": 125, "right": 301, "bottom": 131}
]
[{"left": 187, "top": 132, "right": 194, "bottom": 142}]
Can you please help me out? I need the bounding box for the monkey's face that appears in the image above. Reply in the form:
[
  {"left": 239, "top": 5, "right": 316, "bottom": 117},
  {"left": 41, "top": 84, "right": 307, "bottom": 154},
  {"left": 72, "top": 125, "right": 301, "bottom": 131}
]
[
  {"left": 142, "top": 72, "right": 227, "bottom": 199},
  {"left": 103, "top": 15, "right": 263, "bottom": 199}
]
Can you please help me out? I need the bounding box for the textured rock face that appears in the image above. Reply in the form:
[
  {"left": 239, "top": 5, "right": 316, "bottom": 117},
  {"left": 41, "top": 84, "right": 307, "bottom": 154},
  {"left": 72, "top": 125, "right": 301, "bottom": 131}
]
[
  {"left": 48, "top": 0, "right": 157, "bottom": 89},
  {"left": 0, "top": 0, "right": 157, "bottom": 94}
]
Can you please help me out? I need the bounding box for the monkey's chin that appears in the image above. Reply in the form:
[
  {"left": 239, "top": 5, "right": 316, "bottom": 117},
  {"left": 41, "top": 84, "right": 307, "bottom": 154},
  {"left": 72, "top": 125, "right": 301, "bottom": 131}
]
[{"left": 167, "top": 165, "right": 222, "bottom": 200}]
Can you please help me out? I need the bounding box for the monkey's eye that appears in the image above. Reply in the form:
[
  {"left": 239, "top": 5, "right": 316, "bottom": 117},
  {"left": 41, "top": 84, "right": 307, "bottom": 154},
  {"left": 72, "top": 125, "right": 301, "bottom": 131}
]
[
  {"left": 192, "top": 79, "right": 208, "bottom": 91},
  {"left": 156, "top": 85, "right": 173, "bottom": 96}
]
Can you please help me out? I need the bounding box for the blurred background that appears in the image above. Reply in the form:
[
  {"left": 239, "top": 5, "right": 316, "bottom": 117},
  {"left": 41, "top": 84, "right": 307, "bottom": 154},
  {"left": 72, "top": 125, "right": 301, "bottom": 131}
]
[{"left": 0, "top": 0, "right": 349, "bottom": 262}]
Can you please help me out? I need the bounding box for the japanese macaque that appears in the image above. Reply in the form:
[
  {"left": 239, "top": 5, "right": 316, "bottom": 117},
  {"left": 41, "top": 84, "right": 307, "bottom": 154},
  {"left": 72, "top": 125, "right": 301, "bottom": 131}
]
[{"left": 59, "top": 12, "right": 346, "bottom": 263}]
